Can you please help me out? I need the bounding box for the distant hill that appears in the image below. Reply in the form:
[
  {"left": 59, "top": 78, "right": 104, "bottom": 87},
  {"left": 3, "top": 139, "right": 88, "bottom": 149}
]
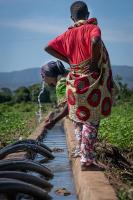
[
  {"left": 0, "top": 65, "right": 133, "bottom": 90},
  {"left": 0, "top": 68, "right": 41, "bottom": 90},
  {"left": 112, "top": 65, "right": 133, "bottom": 89}
]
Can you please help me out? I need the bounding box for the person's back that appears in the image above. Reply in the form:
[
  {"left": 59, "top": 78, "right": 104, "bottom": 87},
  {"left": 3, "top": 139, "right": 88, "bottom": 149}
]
[
  {"left": 48, "top": 18, "right": 101, "bottom": 65},
  {"left": 45, "top": 0, "right": 115, "bottom": 170}
]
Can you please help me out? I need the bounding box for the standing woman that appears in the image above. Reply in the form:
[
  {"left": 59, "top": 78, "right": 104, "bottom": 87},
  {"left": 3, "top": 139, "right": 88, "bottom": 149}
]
[{"left": 44, "top": 1, "right": 114, "bottom": 170}]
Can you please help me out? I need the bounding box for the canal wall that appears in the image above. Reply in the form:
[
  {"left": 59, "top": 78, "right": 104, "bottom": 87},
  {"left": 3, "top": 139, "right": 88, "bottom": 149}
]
[{"left": 64, "top": 118, "right": 118, "bottom": 200}]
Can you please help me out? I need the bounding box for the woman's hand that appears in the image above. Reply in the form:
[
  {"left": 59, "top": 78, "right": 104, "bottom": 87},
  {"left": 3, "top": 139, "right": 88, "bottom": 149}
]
[
  {"left": 44, "top": 119, "right": 56, "bottom": 130},
  {"left": 44, "top": 103, "right": 68, "bottom": 130}
]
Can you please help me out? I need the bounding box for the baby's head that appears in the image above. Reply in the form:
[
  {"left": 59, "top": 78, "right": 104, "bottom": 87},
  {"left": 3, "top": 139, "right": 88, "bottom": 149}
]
[
  {"left": 41, "top": 60, "right": 66, "bottom": 87},
  {"left": 70, "top": 1, "right": 89, "bottom": 22}
]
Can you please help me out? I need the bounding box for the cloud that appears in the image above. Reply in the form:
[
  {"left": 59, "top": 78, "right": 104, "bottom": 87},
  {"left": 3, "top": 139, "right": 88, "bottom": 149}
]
[
  {"left": 102, "top": 28, "right": 133, "bottom": 43},
  {"left": 99, "top": 17, "right": 133, "bottom": 43},
  {"left": 1, "top": 17, "right": 133, "bottom": 43},
  {"left": 0, "top": 18, "right": 68, "bottom": 35}
]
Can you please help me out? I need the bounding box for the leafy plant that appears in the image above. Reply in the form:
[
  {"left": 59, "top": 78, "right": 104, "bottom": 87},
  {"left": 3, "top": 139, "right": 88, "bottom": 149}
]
[
  {"left": 0, "top": 102, "right": 51, "bottom": 147},
  {"left": 99, "top": 97, "right": 133, "bottom": 149}
]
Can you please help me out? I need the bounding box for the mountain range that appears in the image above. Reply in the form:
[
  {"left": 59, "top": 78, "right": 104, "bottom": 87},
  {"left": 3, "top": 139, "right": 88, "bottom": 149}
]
[
  {"left": 0, "top": 65, "right": 133, "bottom": 90},
  {"left": 0, "top": 68, "right": 41, "bottom": 90}
]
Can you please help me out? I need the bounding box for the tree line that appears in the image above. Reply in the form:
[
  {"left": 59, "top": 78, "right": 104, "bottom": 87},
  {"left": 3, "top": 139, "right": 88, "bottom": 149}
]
[
  {"left": 0, "top": 84, "right": 54, "bottom": 104},
  {"left": 0, "top": 76, "right": 133, "bottom": 104}
]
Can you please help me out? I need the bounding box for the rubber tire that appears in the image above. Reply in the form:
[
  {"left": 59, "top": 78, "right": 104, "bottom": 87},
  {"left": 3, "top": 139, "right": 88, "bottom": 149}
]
[
  {"left": 0, "top": 178, "right": 52, "bottom": 200},
  {"left": 5, "top": 139, "right": 52, "bottom": 152},
  {"left": 0, "top": 159, "right": 53, "bottom": 179},
  {"left": 0, "top": 143, "right": 54, "bottom": 160},
  {"left": 0, "top": 171, "right": 53, "bottom": 189}
]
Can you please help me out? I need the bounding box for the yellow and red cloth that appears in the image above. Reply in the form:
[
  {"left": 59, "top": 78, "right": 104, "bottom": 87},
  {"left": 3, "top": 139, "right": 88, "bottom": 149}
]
[{"left": 48, "top": 18, "right": 114, "bottom": 123}]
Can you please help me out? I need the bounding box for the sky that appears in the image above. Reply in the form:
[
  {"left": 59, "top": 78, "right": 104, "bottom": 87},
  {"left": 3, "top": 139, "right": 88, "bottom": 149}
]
[{"left": 0, "top": 0, "right": 133, "bottom": 72}]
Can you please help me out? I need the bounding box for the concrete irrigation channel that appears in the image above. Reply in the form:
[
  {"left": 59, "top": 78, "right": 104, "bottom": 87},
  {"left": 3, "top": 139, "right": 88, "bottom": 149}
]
[{"left": 0, "top": 117, "right": 118, "bottom": 200}]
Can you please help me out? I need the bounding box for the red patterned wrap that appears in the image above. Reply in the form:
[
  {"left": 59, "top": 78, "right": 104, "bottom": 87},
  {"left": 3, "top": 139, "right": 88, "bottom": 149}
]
[{"left": 66, "top": 43, "right": 114, "bottom": 123}]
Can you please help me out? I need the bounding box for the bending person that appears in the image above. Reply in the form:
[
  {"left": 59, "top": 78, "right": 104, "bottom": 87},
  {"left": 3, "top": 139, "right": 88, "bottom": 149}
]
[
  {"left": 41, "top": 60, "right": 68, "bottom": 129},
  {"left": 41, "top": 61, "right": 82, "bottom": 157}
]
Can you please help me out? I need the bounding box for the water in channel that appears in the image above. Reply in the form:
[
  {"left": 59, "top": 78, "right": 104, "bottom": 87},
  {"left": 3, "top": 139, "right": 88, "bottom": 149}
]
[{"left": 35, "top": 122, "right": 77, "bottom": 200}]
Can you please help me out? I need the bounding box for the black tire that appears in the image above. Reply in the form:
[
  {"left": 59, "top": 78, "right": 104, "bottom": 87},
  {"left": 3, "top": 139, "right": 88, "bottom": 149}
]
[
  {"left": 0, "top": 160, "right": 53, "bottom": 179},
  {"left": 0, "top": 178, "right": 52, "bottom": 200},
  {"left": 38, "top": 157, "right": 49, "bottom": 164},
  {"left": 0, "top": 171, "right": 53, "bottom": 189},
  {"left": 0, "top": 143, "right": 54, "bottom": 160},
  {"left": 5, "top": 139, "right": 52, "bottom": 152}
]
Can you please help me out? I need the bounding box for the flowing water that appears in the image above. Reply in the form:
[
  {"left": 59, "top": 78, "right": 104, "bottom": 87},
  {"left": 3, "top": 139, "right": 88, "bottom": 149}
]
[
  {"left": 35, "top": 122, "right": 77, "bottom": 200},
  {"left": 36, "top": 81, "right": 45, "bottom": 124}
]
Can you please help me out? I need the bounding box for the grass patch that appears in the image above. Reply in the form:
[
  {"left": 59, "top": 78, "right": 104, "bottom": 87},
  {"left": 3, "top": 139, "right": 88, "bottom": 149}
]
[
  {"left": 99, "top": 99, "right": 133, "bottom": 149},
  {"left": 0, "top": 102, "right": 51, "bottom": 147}
]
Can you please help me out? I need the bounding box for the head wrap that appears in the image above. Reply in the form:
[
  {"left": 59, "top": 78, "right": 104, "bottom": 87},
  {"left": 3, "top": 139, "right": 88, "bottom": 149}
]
[{"left": 41, "top": 60, "right": 66, "bottom": 78}]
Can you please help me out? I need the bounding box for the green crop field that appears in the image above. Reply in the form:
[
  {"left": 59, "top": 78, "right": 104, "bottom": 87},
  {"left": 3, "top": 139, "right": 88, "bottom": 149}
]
[
  {"left": 0, "top": 96, "right": 133, "bottom": 149},
  {"left": 0, "top": 102, "right": 51, "bottom": 147},
  {"left": 99, "top": 95, "right": 133, "bottom": 200},
  {"left": 99, "top": 98, "right": 133, "bottom": 149}
]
